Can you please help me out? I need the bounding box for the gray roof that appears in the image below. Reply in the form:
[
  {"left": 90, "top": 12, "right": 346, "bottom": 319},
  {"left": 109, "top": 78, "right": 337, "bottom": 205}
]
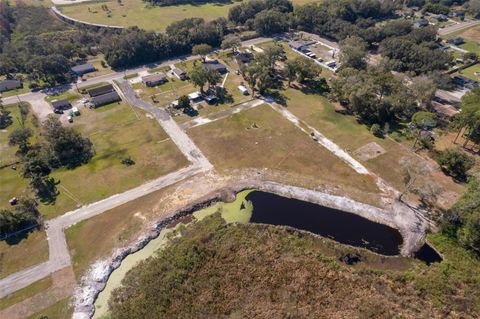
[
  {"left": 87, "top": 84, "right": 114, "bottom": 97},
  {"left": 0, "top": 79, "right": 21, "bottom": 92},
  {"left": 202, "top": 61, "right": 227, "bottom": 73},
  {"left": 51, "top": 99, "right": 70, "bottom": 109},
  {"left": 173, "top": 68, "right": 185, "bottom": 76},
  {"left": 142, "top": 72, "right": 167, "bottom": 83},
  {"left": 71, "top": 63, "right": 96, "bottom": 75},
  {"left": 91, "top": 91, "right": 120, "bottom": 106}
]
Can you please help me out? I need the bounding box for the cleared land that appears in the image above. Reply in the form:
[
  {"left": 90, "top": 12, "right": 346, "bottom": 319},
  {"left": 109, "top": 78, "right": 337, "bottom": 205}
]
[
  {"left": 187, "top": 104, "right": 382, "bottom": 206},
  {"left": 39, "top": 101, "right": 189, "bottom": 218},
  {"left": 0, "top": 230, "right": 49, "bottom": 279},
  {"left": 0, "top": 276, "right": 53, "bottom": 311},
  {"left": 25, "top": 297, "right": 72, "bottom": 319},
  {"left": 279, "top": 88, "right": 464, "bottom": 203},
  {"left": 58, "top": 0, "right": 319, "bottom": 31}
]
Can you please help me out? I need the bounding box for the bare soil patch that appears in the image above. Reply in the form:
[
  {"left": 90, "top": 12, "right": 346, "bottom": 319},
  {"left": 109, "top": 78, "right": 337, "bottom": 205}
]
[{"left": 353, "top": 142, "right": 386, "bottom": 161}]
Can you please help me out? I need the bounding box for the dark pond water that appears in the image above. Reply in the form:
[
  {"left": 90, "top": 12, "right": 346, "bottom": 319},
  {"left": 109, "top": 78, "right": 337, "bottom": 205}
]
[
  {"left": 246, "top": 191, "right": 404, "bottom": 256},
  {"left": 414, "top": 243, "right": 442, "bottom": 265}
]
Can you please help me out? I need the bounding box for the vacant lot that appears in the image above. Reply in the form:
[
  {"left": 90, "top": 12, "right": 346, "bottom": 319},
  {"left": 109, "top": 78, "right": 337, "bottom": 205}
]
[
  {"left": 39, "top": 101, "right": 188, "bottom": 218},
  {"left": 0, "top": 229, "right": 49, "bottom": 279},
  {"left": 187, "top": 104, "right": 381, "bottom": 206},
  {"left": 279, "top": 88, "right": 464, "bottom": 201},
  {"left": 0, "top": 276, "right": 53, "bottom": 310}
]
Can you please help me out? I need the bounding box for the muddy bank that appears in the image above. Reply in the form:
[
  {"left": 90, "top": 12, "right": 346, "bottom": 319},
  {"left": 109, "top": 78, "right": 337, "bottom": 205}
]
[{"left": 71, "top": 180, "right": 429, "bottom": 319}]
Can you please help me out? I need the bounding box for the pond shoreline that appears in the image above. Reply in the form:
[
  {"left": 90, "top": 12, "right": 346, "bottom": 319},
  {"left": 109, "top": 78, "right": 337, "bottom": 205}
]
[{"left": 72, "top": 180, "right": 428, "bottom": 319}]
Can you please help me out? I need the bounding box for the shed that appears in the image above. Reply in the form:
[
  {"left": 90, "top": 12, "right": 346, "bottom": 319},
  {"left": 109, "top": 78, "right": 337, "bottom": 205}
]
[
  {"left": 188, "top": 91, "right": 202, "bottom": 102},
  {"left": 0, "top": 79, "right": 21, "bottom": 92},
  {"left": 142, "top": 73, "right": 167, "bottom": 87},
  {"left": 238, "top": 85, "right": 249, "bottom": 95},
  {"left": 51, "top": 98, "right": 70, "bottom": 110},
  {"left": 414, "top": 20, "right": 429, "bottom": 28},
  {"left": 71, "top": 63, "right": 96, "bottom": 76},
  {"left": 289, "top": 40, "right": 307, "bottom": 51}
]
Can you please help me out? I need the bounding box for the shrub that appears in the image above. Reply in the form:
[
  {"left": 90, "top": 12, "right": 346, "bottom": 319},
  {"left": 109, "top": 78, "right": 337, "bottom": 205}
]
[
  {"left": 437, "top": 148, "right": 475, "bottom": 180},
  {"left": 370, "top": 124, "right": 383, "bottom": 138}
]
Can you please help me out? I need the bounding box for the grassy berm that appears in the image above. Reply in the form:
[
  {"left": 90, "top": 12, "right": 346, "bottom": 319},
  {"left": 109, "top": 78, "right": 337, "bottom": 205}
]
[{"left": 109, "top": 214, "right": 480, "bottom": 319}]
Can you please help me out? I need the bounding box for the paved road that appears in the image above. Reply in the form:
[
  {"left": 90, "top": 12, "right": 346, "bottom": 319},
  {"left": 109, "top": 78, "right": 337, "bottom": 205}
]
[{"left": 438, "top": 19, "right": 480, "bottom": 35}]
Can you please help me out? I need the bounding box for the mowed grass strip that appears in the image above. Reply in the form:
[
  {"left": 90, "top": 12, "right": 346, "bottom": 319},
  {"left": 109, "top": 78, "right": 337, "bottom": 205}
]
[
  {"left": 0, "top": 275, "right": 53, "bottom": 310},
  {"left": 187, "top": 104, "right": 382, "bottom": 206},
  {"left": 25, "top": 297, "right": 73, "bottom": 319},
  {"left": 0, "top": 229, "right": 49, "bottom": 279},
  {"left": 39, "top": 102, "right": 189, "bottom": 218}
]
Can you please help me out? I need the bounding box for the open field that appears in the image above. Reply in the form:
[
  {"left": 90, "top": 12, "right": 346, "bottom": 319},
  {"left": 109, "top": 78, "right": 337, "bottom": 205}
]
[
  {"left": 0, "top": 276, "right": 53, "bottom": 310},
  {"left": 57, "top": 0, "right": 319, "bottom": 31},
  {"left": 25, "top": 297, "right": 73, "bottom": 319},
  {"left": 0, "top": 229, "right": 49, "bottom": 279},
  {"left": 442, "top": 24, "right": 480, "bottom": 54},
  {"left": 453, "top": 63, "right": 480, "bottom": 80},
  {"left": 39, "top": 101, "right": 189, "bottom": 218},
  {"left": 0, "top": 103, "right": 38, "bottom": 210},
  {"left": 187, "top": 104, "right": 382, "bottom": 206},
  {"left": 279, "top": 88, "right": 464, "bottom": 203}
]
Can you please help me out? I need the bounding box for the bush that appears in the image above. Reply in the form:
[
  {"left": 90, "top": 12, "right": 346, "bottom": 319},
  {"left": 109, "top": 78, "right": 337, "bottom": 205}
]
[
  {"left": 121, "top": 156, "right": 135, "bottom": 166},
  {"left": 437, "top": 148, "right": 475, "bottom": 180},
  {"left": 370, "top": 124, "right": 384, "bottom": 138}
]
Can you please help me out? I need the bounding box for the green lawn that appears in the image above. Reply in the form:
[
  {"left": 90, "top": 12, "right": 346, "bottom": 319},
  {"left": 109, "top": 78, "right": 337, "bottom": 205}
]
[
  {"left": 39, "top": 102, "right": 188, "bottom": 218},
  {"left": 58, "top": 0, "right": 320, "bottom": 31},
  {"left": 0, "top": 229, "right": 49, "bottom": 279},
  {"left": 453, "top": 63, "right": 480, "bottom": 80},
  {"left": 44, "top": 90, "right": 81, "bottom": 103}
]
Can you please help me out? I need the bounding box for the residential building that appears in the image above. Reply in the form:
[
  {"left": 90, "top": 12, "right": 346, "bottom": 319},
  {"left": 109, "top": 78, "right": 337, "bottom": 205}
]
[
  {"left": 238, "top": 85, "right": 249, "bottom": 95},
  {"left": 71, "top": 63, "right": 96, "bottom": 76},
  {"left": 0, "top": 79, "right": 21, "bottom": 92},
  {"left": 235, "top": 52, "right": 253, "bottom": 65},
  {"left": 51, "top": 99, "right": 70, "bottom": 110},
  {"left": 451, "top": 10, "right": 465, "bottom": 18},
  {"left": 141, "top": 73, "right": 167, "bottom": 87},
  {"left": 173, "top": 68, "right": 187, "bottom": 80},
  {"left": 447, "top": 37, "right": 465, "bottom": 45},
  {"left": 202, "top": 60, "right": 228, "bottom": 74},
  {"left": 87, "top": 84, "right": 115, "bottom": 97},
  {"left": 91, "top": 91, "right": 121, "bottom": 107},
  {"left": 414, "top": 20, "right": 429, "bottom": 28}
]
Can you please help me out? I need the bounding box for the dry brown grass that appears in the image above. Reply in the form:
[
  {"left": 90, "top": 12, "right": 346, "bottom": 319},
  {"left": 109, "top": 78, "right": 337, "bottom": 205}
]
[{"left": 187, "top": 104, "right": 382, "bottom": 206}]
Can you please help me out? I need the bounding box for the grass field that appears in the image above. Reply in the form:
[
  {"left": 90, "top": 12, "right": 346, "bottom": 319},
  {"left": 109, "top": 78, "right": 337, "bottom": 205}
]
[
  {"left": 0, "top": 276, "right": 53, "bottom": 310},
  {"left": 279, "top": 88, "right": 464, "bottom": 199},
  {"left": 25, "top": 297, "right": 73, "bottom": 319},
  {"left": 187, "top": 104, "right": 382, "bottom": 206},
  {"left": 453, "top": 63, "right": 480, "bottom": 80},
  {"left": 39, "top": 101, "right": 188, "bottom": 218},
  {"left": 442, "top": 25, "right": 480, "bottom": 54},
  {"left": 58, "top": 0, "right": 319, "bottom": 31},
  {"left": 0, "top": 229, "right": 49, "bottom": 279}
]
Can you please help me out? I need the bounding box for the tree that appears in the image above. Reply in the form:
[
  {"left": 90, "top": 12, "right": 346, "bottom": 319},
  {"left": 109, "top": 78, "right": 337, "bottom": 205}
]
[
  {"left": 0, "top": 197, "right": 40, "bottom": 237},
  {"left": 8, "top": 128, "right": 32, "bottom": 155},
  {"left": 437, "top": 148, "right": 475, "bottom": 180},
  {"left": 17, "top": 102, "right": 29, "bottom": 128},
  {"left": 283, "top": 59, "right": 297, "bottom": 86},
  {"left": 205, "top": 68, "right": 221, "bottom": 91},
  {"left": 0, "top": 103, "right": 13, "bottom": 129},
  {"left": 253, "top": 9, "right": 289, "bottom": 36},
  {"left": 242, "top": 63, "right": 260, "bottom": 95},
  {"left": 410, "top": 76, "right": 437, "bottom": 109},
  {"left": 399, "top": 157, "right": 430, "bottom": 202},
  {"left": 339, "top": 36, "right": 368, "bottom": 69},
  {"left": 412, "top": 111, "right": 437, "bottom": 129},
  {"left": 42, "top": 117, "right": 94, "bottom": 169},
  {"left": 178, "top": 95, "right": 190, "bottom": 109},
  {"left": 221, "top": 34, "right": 241, "bottom": 53},
  {"left": 192, "top": 44, "right": 212, "bottom": 62},
  {"left": 291, "top": 56, "right": 321, "bottom": 83},
  {"left": 467, "top": 0, "right": 480, "bottom": 18},
  {"left": 189, "top": 65, "right": 208, "bottom": 92},
  {"left": 453, "top": 88, "right": 480, "bottom": 146}
]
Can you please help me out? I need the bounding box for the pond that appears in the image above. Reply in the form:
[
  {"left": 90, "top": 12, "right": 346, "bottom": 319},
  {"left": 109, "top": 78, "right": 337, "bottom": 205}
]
[{"left": 92, "top": 189, "right": 439, "bottom": 318}]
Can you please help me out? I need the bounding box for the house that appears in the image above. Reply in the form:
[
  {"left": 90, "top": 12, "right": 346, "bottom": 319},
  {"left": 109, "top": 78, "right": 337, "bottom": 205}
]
[
  {"left": 414, "top": 20, "right": 429, "bottom": 28},
  {"left": 453, "top": 75, "right": 480, "bottom": 89},
  {"left": 87, "top": 84, "right": 121, "bottom": 107},
  {"left": 0, "top": 79, "right": 21, "bottom": 92},
  {"left": 71, "top": 63, "right": 96, "bottom": 76},
  {"left": 238, "top": 85, "right": 249, "bottom": 95},
  {"left": 51, "top": 99, "right": 70, "bottom": 110},
  {"left": 173, "top": 68, "right": 187, "bottom": 80},
  {"left": 188, "top": 91, "right": 202, "bottom": 103},
  {"left": 447, "top": 37, "right": 465, "bottom": 45},
  {"left": 87, "top": 84, "right": 115, "bottom": 97},
  {"left": 451, "top": 10, "right": 465, "bottom": 18},
  {"left": 203, "top": 93, "right": 217, "bottom": 104},
  {"left": 91, "top": 91, "right": 121, "bottom": 107},
  {"left": 141, "top": 73, "right": 167, "bottom": 87},
  {"left": 288, "top": 40, "right": 307, "bottom": 51},
  {"left": 202, "top": 60, "right": 228, "bottom": 74},
  {"left": 235, "top": 52, "right": 253, "bottom": 65},
  {"left": 437, "top": 14, "right": 448, "bottom": 22}
]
